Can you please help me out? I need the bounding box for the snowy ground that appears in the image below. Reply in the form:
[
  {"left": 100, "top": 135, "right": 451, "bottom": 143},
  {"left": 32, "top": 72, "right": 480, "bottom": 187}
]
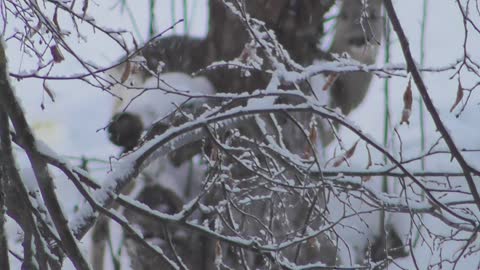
[{"left": 3, "top": 0, "right": 480, "bottom": 269}]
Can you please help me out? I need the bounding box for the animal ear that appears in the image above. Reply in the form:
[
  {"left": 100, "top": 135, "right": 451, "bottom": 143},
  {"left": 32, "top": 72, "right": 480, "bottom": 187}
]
[{"left": 108, "top": 112, "right": 144, "bottom": 151}]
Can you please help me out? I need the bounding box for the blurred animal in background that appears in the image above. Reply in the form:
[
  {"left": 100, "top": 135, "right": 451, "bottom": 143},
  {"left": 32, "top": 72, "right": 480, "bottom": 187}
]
[
  {"left": 91, "top": 1, "right": 406, "bottom": 269},
  {"left": 329, "top": 0, "right": 383, "bottom": 116},
  {"left": 108, "top": 65, "right": 214, "bottom": 151},
  {"left": 92, "top": 64, "right": 215, "bottom": 270}
]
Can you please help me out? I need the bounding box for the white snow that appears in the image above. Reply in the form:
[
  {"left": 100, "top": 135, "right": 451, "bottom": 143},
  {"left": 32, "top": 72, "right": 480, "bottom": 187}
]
[
  {"left": 3, "top": 0, "right": 480, "bottom": 269},
  {"left": 112, "top": 72, "right": 214, "bottom": 126}
]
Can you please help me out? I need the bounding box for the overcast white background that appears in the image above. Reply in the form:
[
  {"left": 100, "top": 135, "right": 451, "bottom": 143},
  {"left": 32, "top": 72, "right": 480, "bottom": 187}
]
[{"left": 3, "top": 0, "right": 480, "bottom": 269}]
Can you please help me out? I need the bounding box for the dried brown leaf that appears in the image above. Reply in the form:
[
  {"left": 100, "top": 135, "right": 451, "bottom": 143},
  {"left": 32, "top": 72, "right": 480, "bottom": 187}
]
[
  {"left": 210, "top": 144, "right": 219, "bottom": 162},
  {"left": 120, "top": 61, "right": 131, "bottom": 83},
  {"left": 333, "top": 140, "right": 359, "bottom": 167},
  {"left": 43, "top": 81, "right": 55, "bottom": 102},
  {"left": 365, "top": 143, "right": 372, "bottom": 169},
  {"left": 345, "top": 140, "right": 359, "bottom": 159},
  {"left": 304, "top": 125, "right": 318, "bottom": 158},
  {"left": 50, "top": 45, "right": 64, "bottom": 63},
  {"left": 215, "top": 240, "right": 223, "bottom": 258},
  {"left": 400, "top": 78, "right": 412, "bottom": 125},
  {"left": 362, "top": 144, "right": 373, "bottom": 181},
  {"left": 309, "top": 125, "right": 318, "bottom": 143},
  {"left": 323, "top": 73, "right": 339, "bottom": 91},
  {"left": 450, "top": 82, "right": 464, "bottom": 112},
  {"left": 400, "top": 109, "right": 411, "bottom": 125},
  {"left": 332, "top": 156, "right": 345, "bottom": 167},
  {"left": 53, "top": 7, "right": 60, "bottom": 30},
  {"left": 30, "top": 20, "right": 42, "bottom": 38}
]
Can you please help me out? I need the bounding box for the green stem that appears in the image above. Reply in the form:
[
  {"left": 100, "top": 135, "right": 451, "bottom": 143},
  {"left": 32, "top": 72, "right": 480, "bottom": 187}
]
[
  {"left": 419, "top": 0, "right": 429, "bottom": 171},
  {"left": 380, "top": 8, "right": 392, "bottom": 237},
  {"left": 414, "top": 0, "right": 429, "bottom": 248},
  {"left": 183, "top": 0, "right": 188, "bottom": 34},
  {"left": 149, "top": 0, "right": 157, "bottom": 38},
  {"left": 171, "top": 0, "right": 177, "bottom": 34},
  {"left": 187, "top": 0, "right": 199, "bottom": 33}
]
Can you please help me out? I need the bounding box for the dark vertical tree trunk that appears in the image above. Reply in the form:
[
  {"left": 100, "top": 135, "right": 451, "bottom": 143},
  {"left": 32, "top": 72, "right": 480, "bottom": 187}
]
[{"left": 205, "top": 0, "right": 334, "bottom": 93}]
